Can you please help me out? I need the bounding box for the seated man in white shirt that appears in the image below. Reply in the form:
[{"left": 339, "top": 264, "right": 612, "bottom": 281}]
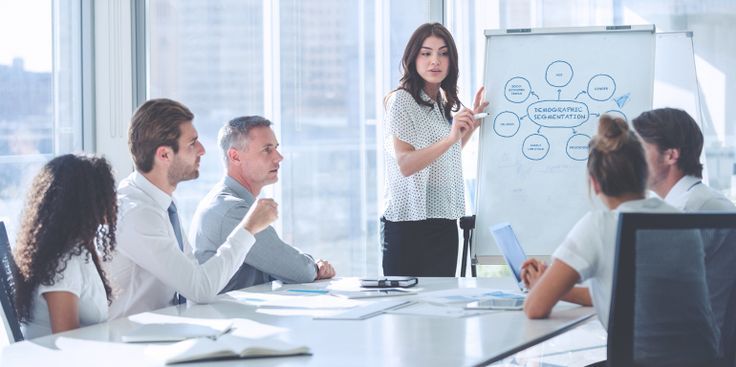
[
  {"left": 108, "top": 98, "right": 278, "bottom": 318},
  {"left": 190, "top": 116, "right": 335, "bottom": 293},
  {"left": 633, "top": 107, "right": 736, "bottom": 350},
  {"left": 633, "top": 108, "right": 734, "bottom": 211}
]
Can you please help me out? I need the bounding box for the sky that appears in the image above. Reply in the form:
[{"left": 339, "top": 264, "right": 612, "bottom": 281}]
[{"left": 0, "top": 0, "right": 52, "bottom": 72}]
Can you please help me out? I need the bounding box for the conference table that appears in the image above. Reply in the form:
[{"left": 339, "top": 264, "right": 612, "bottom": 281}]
[{"left": 0, "top": 277, "right": 595, "bottom": 366}]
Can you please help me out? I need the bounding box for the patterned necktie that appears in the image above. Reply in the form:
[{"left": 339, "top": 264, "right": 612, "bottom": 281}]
[{"left": 167, "top": 202, "right": 186, "bottom": 304}]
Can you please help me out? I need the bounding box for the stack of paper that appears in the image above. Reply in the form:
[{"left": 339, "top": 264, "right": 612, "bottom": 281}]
[
  {"left": 122, "top": 315, "right": 288, "bottom": 342},
  {"left": 123, "top": 314, "right": 234, "bottom": 343},
  {"left": 385, "top": 302, "right": 488, "bottom": 318},
  {"left": 419, "top": 288, "right": 525, "bottom": 304},
  {"left": 315, "top": 299, "right": 413, "bottom": 320},
  {"left": 122, "top": 322, "right": 232, "bottom": 343},
  {"left": 55, "top": 336, "right": 309, "bottom": 365},
  {"left": 149, "top": 335, "right": 310, "bottom": 364}
]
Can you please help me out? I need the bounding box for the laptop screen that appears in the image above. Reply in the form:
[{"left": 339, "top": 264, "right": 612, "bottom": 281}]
[{"left": 490, "top": 223, "right": 528, "bottom": 289}]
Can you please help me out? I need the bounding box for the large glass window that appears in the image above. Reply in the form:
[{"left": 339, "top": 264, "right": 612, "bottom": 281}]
[
  {"left": 149, "top": 1, "right": 735, "bottom": 276},
  {"left": 0, "top": 1, "right": 82, "bottom": 243},
  {"left": 149, "top": 0, "right": 430, "bottom": 276}
]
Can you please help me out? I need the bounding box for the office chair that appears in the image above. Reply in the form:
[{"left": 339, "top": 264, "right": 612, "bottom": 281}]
[
  {"left": 0, "top": 221, "right": 23, "bottom": 343},
  {"left": 723, "top": 280, "right": 736, "bottom": 367},
  {"left": 606, "top": 213, "right": 736, "bottom": 367},
  {"left": 702, "top": 228, "right": 736, "bottom": 367}
]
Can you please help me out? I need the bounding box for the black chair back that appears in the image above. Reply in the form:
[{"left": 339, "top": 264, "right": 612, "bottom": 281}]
[
  {"left": 702, "top": 228, "right": 736, "bottom": 367},
  {"left": 607, "top": 213, "right": 736, "bottom": 367},
  {"left": 723, "top": 282, "right": 736, "bottom": 366},
  {"left": 0, "top": 221, "right": 23, "bottom": 342}
]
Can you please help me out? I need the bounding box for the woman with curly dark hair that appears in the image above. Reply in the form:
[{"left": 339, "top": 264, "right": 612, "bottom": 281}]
[{"left": 13, "top": 154, "right": 117, "bottom": 338}]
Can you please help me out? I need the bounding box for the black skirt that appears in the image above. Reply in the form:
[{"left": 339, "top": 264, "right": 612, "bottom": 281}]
[{"left": 380, "top": 217, "right": 458, "bottom": 276}]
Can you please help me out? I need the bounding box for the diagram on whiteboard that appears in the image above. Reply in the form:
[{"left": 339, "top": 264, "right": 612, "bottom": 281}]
[{"left": 492, "top": 60, "right": 630, "bottom": 161}]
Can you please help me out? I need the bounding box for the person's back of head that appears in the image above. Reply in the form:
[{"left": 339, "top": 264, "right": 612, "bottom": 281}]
[
  {"left": 632, "top": 107, "right": 704, "bottom": 178},
  {"left": 588, "top": 115, "right": 648, "bottom": 198},
  {"left": 129, "top": 98, "right": 194, "bottom": 173},
  {"left": 13, "top": 154, "right": 117, "bottom": 323}
]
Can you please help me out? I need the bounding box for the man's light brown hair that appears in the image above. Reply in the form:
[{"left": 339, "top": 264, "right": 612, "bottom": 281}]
[{"left": 128, "top": 98, "right": 194, "bottom": 173}]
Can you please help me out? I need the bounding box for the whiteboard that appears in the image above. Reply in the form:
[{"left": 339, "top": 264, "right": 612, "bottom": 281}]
[{"left": 473, "top": 26, "right": 656, "bottom": 257}]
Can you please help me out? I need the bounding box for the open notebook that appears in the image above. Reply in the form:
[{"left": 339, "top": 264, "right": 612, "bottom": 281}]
[{"left": 150, "top": 334, "right": 310, "bottom": 364}]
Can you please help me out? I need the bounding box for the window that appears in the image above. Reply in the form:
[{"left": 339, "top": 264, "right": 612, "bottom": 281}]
[
  {"left": 0, "top": 1, "right": 83, "bottom": 243},
  {"left": 147, "top": 1, "right": 735, "bottom": 276},
  {"left": 148, "top": 0, "right": 430, "bottom": 276}
]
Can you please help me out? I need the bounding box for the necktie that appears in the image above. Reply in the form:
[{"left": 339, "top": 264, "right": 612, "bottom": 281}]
[
  {"left": 167, "top": 202, "right": 184, "bottom": 251},
  {"left": 167, "top": 202, "right": 186, "bottom": 304}
]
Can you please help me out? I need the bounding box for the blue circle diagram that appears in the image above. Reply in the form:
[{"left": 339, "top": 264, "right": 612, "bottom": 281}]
[
  {"left": 522, "top": 134, "right": 550, "bottom": 160},
  {"left": 566, "top": 134, "right": 591, "bottom": 161},
  {"left": 545, "top": 61, "right": 573, "bottom": 88},
  {"left": 493, "top": 111, "right": 521, "bottom": 137},
  {"left": 504, "top": 77, "right": 532, "bottom": 103},
  {"left": 587, "top": 74, "right": 616, "bottom": 101}
]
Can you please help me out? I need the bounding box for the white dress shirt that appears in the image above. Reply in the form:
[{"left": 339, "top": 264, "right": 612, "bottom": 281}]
[
  {"left": 108, "top": 172, "right": 255, "bottom": 318},
  {"left": 664, "top": 175, "right": 735, "bottom": 212},
  {"left": 663, "top": 174, "right": 736, "bottom": 348}
]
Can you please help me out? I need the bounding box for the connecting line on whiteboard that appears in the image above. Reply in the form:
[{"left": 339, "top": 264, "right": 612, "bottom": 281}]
[
  {"left": 537, "top": 125, "right": 542, "bottom": 133},
  {"left": 575, "top": 91, "right": 587, "bottom": 100},
  {"left": 520, "top": 114, "right": 528, "bottom": 121},
  {"left": 531, "top": 91, "right": 540, "bottom": 100},
  {"left": 557, "top": 89, "right": 562, "bottom": 100},
  {"left": 590, "top": 112, "right": 601, "bottom": 117},
  {"left": 572, "top": 128, "right": 577, "bottom": 134}
]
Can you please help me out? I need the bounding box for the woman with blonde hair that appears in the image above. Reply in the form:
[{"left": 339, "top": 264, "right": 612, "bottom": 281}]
[{"left": 521, "top": 115, "right": 670, "bottom": 326}]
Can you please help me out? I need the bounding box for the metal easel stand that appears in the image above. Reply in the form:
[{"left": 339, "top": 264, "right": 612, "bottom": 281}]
[{"left": 460, "top": 215, "right": 477, "bottom": 277}]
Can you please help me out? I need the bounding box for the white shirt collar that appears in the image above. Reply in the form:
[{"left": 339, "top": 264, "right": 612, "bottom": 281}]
[
  {"left": 664, "top": 175, "right": 702, "bottom": 210},
  {"left": 419, "top": 89, "right": 444, "bottom": 105},
  {"left": 132, "top": 171, "right": 173, "bottom": 211}
]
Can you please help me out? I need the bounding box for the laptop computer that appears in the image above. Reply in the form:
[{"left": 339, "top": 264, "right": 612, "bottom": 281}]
[{"left": 489, "top": 222, "right": 529, "bottom": 292}]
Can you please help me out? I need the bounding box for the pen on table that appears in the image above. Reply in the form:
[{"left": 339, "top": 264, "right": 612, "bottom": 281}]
[{"left": 473, "top": 112, "right": 489, "bottom": 120}]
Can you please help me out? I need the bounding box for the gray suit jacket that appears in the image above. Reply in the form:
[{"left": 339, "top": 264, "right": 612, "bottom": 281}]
[{"left": 189, "top": 176, "right": 317, "bottom": 292}]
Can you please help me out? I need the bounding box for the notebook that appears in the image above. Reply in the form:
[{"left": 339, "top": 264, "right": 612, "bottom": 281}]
[{"left": 489, "top": 222, "right": 529, "bottom": 292}]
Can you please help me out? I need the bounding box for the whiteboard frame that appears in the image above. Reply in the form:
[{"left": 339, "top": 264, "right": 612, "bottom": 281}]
[
  {"left": 473, "top": 25, "right": 656, "bottom": 266},
  {"left": 484, "top": 24, "right": 655, "bottom": 37}
]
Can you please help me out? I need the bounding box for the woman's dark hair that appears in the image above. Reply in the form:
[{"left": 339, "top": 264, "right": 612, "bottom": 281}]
[
  {"left": 588, "top": 115, "right": 648, "bottom": 197},
  {"left": 394, "top": 22, "right": 461, "bottom": 121},
  {"left": 632, "top": 107, "right": 704, "bottom": 178},
  {"left": 13, "top": 154, "right": 118, "bottom": 323}
]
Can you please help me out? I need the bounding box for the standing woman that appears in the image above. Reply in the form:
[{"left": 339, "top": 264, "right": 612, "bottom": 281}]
[
  {"left": 382, "top": 23, "right": 488, "bottom": 276},
  {"left": 13, "top": 154, "right": 117, "bottom": 339}
]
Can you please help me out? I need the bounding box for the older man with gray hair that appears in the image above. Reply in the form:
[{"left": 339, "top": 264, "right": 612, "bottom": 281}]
[{"left": 190, "top": 116, "right": 335, "bottom": 292}]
